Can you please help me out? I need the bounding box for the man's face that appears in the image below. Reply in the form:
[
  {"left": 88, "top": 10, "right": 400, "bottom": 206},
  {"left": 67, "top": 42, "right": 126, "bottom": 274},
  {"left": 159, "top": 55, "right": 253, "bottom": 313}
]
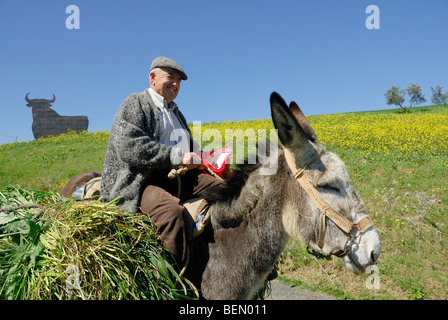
[{"left": 150, "top": 68, "right": 182, "bottom": 103}]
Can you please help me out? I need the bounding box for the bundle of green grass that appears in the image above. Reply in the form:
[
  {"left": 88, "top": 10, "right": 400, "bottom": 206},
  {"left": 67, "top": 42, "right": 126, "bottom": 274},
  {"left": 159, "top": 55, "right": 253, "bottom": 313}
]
[{"left": 0, "top": 186, "right": 196, "bottom": 300}]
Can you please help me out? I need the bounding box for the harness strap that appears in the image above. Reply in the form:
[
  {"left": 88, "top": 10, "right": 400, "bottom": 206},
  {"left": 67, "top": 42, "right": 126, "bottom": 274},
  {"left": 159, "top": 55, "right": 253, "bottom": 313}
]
[{"left": 283, "top": 148, "right": 373, "bottom": 249}]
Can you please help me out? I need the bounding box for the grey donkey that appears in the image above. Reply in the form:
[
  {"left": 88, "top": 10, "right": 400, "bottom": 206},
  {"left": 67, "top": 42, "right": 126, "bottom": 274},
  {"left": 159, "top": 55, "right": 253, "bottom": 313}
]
[{"left": 193, "top": 92, "right": 380, "bottom": 299}]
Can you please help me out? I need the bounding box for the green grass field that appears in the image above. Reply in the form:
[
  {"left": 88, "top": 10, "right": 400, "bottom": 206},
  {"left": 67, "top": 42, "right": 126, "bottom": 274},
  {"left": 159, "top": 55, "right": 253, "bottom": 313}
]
[{"left": 1, "top": 105, "right": 447, "bottom": 300}]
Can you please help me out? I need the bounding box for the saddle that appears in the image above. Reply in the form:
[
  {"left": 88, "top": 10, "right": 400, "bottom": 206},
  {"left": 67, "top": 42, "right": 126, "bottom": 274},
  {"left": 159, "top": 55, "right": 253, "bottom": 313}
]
[
  {"left": 71, "top": 177, "right": 102, "bottom": 199},
  {"left": 182, "top": 198, "right": 212, "bottom": 238}
]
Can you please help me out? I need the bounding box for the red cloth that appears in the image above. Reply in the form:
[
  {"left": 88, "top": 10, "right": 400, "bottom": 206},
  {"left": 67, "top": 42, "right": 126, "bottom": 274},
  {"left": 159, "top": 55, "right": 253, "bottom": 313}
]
[{"left": 199, "top": 146, "right": 233, "bottom": 179}]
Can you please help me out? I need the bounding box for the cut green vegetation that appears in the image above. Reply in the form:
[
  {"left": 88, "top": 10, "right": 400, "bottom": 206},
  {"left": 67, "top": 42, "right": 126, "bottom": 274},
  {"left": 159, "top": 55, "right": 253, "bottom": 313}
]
[{"left": 0, "top": 186, "right": 196, "bottom": 300}]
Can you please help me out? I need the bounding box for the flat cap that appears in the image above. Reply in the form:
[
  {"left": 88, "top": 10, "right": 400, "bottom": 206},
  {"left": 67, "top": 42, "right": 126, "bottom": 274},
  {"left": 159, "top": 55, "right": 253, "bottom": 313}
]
[{"left": 150, "top": 56, "right": 188, "bottom": 80}]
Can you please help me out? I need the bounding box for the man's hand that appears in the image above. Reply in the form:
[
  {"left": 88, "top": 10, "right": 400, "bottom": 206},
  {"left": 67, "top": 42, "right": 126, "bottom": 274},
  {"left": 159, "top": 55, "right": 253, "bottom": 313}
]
[{"left": 180, "top": 152, "right": 202, "bottom": 170}]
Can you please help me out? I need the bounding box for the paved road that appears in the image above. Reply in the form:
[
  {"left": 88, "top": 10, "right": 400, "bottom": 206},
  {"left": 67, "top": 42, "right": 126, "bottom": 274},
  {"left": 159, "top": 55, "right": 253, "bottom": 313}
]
[{"left": 265, "top": 280, "right": 335, "bottom": 300}]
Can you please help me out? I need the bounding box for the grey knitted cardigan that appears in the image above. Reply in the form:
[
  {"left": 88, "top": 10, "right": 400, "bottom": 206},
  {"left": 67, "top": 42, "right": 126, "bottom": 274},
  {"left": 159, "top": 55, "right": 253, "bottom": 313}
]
[{"left": 100, "top": 89, "right": 193, "bottom": 213}]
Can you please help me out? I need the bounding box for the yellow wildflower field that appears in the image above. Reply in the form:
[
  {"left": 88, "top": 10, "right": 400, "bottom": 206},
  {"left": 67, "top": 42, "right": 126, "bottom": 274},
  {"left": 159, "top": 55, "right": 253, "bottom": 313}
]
[{"left": 310, "top": 112, "right": 448, "bottom": 155}]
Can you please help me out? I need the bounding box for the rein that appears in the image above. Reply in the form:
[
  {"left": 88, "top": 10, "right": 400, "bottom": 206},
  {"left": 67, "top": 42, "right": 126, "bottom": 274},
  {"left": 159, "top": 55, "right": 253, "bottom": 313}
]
[{"left": 283, "top": 148, "right": 373, "bottom": 256}]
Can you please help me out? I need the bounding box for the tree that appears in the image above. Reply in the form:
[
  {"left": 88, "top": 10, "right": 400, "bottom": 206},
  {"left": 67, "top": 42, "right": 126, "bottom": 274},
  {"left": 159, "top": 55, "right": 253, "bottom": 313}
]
[
  {"left": 406, "top": 82, "right": 426, "bottom": 108},
  {"left": 430, "top": 86, "right": 448, "bottom": 107},
  {"left": 384, "top": 83, "right": 426, "bottom": 113},
  {"left": 385, "top": 85, "right": 406, "bottom": 111}
]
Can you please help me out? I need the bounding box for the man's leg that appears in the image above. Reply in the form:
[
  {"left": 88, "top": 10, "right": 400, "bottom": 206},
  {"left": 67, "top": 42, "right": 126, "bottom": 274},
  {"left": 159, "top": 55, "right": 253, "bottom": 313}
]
[
  {"left": 179, "top": 169, "right": 223, "bottom": 202},
  {"left": 139, "top": 169, "right": 222, "bottom": 267},
  {"left": 140, "top": 184, "right": 193, "bottom": 268}
]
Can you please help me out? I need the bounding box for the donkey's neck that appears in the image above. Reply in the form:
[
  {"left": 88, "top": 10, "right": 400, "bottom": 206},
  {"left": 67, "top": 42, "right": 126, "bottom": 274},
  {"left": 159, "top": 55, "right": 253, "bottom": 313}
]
[{"left": 202, "top": 166, "right": 290, "bottom": 299}]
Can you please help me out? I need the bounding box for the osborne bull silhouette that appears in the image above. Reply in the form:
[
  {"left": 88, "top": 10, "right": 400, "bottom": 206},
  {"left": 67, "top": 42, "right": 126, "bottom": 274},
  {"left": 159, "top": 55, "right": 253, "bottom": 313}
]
[{"left": 25, "top": 93, "right": 89, "bottom": 139}]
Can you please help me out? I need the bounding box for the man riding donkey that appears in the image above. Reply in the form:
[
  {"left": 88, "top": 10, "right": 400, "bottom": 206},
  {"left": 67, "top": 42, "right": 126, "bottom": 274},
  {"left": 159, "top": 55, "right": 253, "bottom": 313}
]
[{"left": 100, "top": 57, "right": 222, "bottom": 270}]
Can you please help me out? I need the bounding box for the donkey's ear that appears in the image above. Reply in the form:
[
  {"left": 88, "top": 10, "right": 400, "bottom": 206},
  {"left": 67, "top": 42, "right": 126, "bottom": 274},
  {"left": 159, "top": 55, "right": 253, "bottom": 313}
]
[
  {"left": 270, "top": 92, "right": 323, "bottom": 167},
  {"left": 270, "top": 92, "right": 308, "bottom": 148},
  {"left": 289, "top": 101, "right": 317, "bottom": 142}
]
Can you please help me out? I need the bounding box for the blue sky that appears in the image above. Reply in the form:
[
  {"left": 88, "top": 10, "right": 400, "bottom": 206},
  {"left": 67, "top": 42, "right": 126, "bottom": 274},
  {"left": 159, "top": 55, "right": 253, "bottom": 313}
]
[{"left": 0, "top": 0, "right": 447, "bottom": 144}]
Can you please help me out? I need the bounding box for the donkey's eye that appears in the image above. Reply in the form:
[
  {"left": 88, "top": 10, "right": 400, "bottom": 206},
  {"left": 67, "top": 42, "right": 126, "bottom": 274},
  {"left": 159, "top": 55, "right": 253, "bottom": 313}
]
[
  {"left": 317, "top": 178, "right": 341, "bottom": 193},
  {"left": 321, "top": 185, "right": 340, "bottom": 193}
]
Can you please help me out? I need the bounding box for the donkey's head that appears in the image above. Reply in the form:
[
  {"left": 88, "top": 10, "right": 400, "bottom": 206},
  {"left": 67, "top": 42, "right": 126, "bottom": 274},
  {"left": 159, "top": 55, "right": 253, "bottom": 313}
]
[{"left": 270, "top": 92, "right": 381, "bottom": 274}]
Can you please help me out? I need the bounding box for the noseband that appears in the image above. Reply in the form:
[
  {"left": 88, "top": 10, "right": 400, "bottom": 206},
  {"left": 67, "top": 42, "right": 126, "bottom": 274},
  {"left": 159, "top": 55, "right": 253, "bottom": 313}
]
[{"left": 283, "top": 148, "right": 373, "bottom": 257}]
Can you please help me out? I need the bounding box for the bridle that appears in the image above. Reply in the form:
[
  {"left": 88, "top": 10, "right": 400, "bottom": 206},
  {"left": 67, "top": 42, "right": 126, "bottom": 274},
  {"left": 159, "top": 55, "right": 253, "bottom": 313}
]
[{"left": 283, "top": 148, "right": 373, "bottom": 258}]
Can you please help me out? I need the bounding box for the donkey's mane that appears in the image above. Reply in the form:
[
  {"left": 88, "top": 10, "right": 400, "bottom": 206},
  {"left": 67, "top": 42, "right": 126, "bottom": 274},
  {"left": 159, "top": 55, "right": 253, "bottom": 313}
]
[
  {"left": 201, "top": 140, "right": 276, "bottom": 204},
  {"left": 200, "top": 162, "right": 262, "bottom": 204},
  {"left": 201, "top": 140, "right": 278, "bottom": 205}
]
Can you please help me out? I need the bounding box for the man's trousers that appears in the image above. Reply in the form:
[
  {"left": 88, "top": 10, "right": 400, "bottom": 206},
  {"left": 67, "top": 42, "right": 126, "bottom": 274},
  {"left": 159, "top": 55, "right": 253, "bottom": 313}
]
[{"left": 140, "top": 169, "right": 221, "bottom": 268}]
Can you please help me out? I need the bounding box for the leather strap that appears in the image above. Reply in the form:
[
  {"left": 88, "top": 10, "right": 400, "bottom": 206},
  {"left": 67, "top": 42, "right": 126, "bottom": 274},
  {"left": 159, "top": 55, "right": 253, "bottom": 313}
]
[{"left": 283, "top": 148, "right": 373, "bottom": 248}]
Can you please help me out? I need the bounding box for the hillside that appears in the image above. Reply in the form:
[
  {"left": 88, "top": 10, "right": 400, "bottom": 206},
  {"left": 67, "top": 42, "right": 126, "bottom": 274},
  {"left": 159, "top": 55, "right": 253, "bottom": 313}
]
[{"left": 1, "top": 105, "right": 447, "bottom": 299}]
